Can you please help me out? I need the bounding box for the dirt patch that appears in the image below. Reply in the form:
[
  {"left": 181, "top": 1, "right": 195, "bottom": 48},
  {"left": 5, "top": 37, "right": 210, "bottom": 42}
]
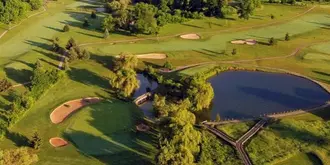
[
  {"left": 50, "top": 97, "right": 102, "bottom": 124},
  {"left": 136, "top": 123, "right": 150, "bottom": 132},
  {"left": 49, "top": 137, "right": 68, "bottom": 148},
  {"left": 180, "top": 33, "right": 200, "bottom": 40}
]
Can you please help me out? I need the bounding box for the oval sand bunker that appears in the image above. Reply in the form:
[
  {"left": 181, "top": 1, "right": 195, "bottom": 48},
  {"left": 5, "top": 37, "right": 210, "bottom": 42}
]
[
  {"left": 180, "top": 33, "right": 200, "bottom": 40},
  {"left": 49, "top": 137, "right": 68, "bottom": 148}
]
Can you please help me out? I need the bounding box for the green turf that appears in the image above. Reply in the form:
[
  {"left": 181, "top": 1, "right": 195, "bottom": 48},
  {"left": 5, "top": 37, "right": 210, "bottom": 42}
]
[
  {"left": 303, "top": 53, "right": 330, "bottom": 61},
  {"left": 65, "top": 101, "right": 157, "bottom": 164},
  {"left": 276, "top": 153, "right": 323, "bottom": 165},
  {"left": 216, "top": 121, "right": 256, "bottom": 140}
]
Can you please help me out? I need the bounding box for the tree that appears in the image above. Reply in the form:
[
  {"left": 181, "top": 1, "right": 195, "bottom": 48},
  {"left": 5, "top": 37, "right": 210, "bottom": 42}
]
[
  {"left": 66, "top": 38, "right": 77, "bottom": 50},
  {"left": 131, "top": 3, "right": 158, "bottom": 34},
  {"left": 237, "top": 0, "right": 257, "bottom": 20},
  {"left": 0, "top": 147, "right": 38, "bottom": 165},
  {"left": 81, "top": 50, "right": 90, "bottom": 60},
  {"left": 28, "top": 0, "right": 43, "bottom": 10},
  {"left": 163, "top": 61, "right": 173, "bottom": 70},
  {"left": 104, "top": 28, "right": 109, "bottom": 39},
  {"left": 83, "top": 18, "right": 90, "bottom": 27},
  {"left": 68, "top": 47, "right": 79, "bottom": 62},
  {"left": 30, "top": 132, "right": 42, "bottom": 150},
  {"left": 91, "top": 11, "right": 97, "bottom": 19},
  {"left": 63, "top": 58, "right": 70, "bottom": 71},
  {"left": 0, "top": 79, "right": 12, "bottom": 93},
  {"left": 35, "top": 59, "right": 42, "bottom": 69},
  {"left": 285, "top": 33, "right": 290, "bottom": 41},
  {"left": 232, "top": 48, "right": 237, "bottom": 55},
  {"left": 270, "top": 14, "right": 275, "bottom": 19},
  {"left": 102, "top": 15, "right": 115, "bottom": 32},
  {"left": 269, "top": 37, "right": 277, "bottom": 46},
  {"left": 216, "top": 113, "right": 221, "bottom": 122},
  {"left": 63, "top": 24, "right": 70, "bottom": 32}
]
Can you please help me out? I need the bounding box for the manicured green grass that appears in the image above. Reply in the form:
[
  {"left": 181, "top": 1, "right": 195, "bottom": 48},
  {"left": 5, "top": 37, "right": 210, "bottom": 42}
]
[
  {"left": 276, "top": 153, "right": 323, "bottom": 165},
  {"left": 65, "top": 101, "right": 157, "bottom": 164},
  {"left": 216, "top": 121, "right": 256, "bottom": 140},
  {"left": 303, "top": 53, "right": 330, "bottom": 61}
]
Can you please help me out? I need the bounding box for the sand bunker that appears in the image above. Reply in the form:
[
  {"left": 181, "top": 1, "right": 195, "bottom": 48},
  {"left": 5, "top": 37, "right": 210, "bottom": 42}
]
[
  {"left": 115, "top": 53, "right": 167, "bottom": 59},
  {"left": 135, "top": 53, "right": 167, "bottom": 59},
  {"left": 50, "top": 97, "right": 102, "bottom": 124},
  {"left": 231, "top": 39, "right": 257, "bottom": 45},
  {"left": 180, "top": 33, "right": 200, "bottom": 40},
  {"left": 49, "top": 137, "right": 68, "bottom": 148},
  {"left": 136, "top": 123, "right": 150, "bottom": 132}
]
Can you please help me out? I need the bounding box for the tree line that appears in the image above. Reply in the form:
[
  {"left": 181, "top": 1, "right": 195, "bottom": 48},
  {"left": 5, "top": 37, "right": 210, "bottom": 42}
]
[
  {"left": 101, "top": 0, "right": 261, "bottom": 35},
  {"left": 0, "top": 0, "right": 43, "bottom": 24}
]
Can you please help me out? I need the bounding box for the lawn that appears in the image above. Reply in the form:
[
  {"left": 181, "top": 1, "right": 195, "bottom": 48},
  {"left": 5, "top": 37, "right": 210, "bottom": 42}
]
[
  {"left": 65, "top": 100, "right": 158, "bottom": 164},
  {"left": 276, "top": 153, "right": 323, "bottom": 165},
  {"left": 216, "top": 121, "right": 256, "bottom": 140}
]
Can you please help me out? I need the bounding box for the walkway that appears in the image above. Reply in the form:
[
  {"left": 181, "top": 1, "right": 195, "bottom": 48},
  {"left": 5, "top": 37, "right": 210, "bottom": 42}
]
[{"left": 202, "top": 118, "right": 268, "bottom": 165}]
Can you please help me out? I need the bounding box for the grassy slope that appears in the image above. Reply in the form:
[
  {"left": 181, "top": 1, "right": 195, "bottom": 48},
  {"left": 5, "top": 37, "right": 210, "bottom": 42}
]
[
  {"left": 276, "top": 153, "right": 323, "bottom": 165},
  {"left": 66, "top": 101, "right": 157, "bottom": 165}
]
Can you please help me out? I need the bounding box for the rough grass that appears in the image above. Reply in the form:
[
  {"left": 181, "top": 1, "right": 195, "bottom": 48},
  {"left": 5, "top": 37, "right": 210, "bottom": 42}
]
[
  {"left": 303, "top": 53, "right": 330, "bottom": 61},
  {"left": 65, "top": 101, "right": 157, "bottom": 164},
  {"left": 276, "top": 153, "right": 323, "bottom": 165}
]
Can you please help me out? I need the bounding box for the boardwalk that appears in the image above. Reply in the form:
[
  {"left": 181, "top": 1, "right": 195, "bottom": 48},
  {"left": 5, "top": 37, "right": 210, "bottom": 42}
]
[{"left": 202, "top": 118, "right": 268, "bottom": 165}]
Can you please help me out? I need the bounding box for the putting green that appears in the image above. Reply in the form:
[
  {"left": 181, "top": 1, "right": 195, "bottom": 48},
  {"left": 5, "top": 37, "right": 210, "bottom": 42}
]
[{"left": 65, "top": 100, "right": 157, "bottom": 164}]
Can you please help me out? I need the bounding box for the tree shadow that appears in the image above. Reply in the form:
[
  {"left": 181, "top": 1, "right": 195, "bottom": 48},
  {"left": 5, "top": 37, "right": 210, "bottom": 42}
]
[
  {"left": 4, "top": 67, "right": 32, "bottom": 84},
  {"left": 39, "top": 58, "right": 58, "bottom": 68},
  {"left": 76, "top": 31, "right": 103, "bottom": 38},
  {"left": 24, "top": 40, "right": 52, "bottom": 50},
  {"left": 90, "top": 53, "right": 115, "bottom": 69},
  {"left": 181, "top": 23, "right": 204, "bottom": 29},
  {"left": 33, "top": 49, "right": 61, "bottom": 62},
  {"left": 44, "top": 26, "right": 63, "bottom": 32},
  {"left": 67, "top": 67, "right": 109, "bottom": 89},
  {"left": 62, "top": 99, "right": 158, "bottom": 164},
  {"left": 5, "top": 131, "right": 31, "bottom": 147}
]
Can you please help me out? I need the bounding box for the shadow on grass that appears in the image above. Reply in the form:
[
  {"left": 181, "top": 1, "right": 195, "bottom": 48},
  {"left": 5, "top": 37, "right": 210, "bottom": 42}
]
[
  {"left": 4, "top": 67, "right": 32, "bottom": 84},
  {"left": 24, "top": 40, "right": 52, "bottom": 50},
  {"left": 44, "top": 26, "right": 63, "bottom": 32},
  {"left": 67, "top": 67, "right": 109, "bottom": 89},
  {"left": 5, "top": 131, "right": 31, "bottom": 147},
  {"left": 181, "top": 23, "right": 204, "bottom": 29},
  {"left": 62, "top": 100, "right": 158, "bottom": 165},
  {"left": 76, "top": 31, "right": 102, "bottom": 38},
  {"left": 90, "top": 53, "right": 115, "bottom": 69}
]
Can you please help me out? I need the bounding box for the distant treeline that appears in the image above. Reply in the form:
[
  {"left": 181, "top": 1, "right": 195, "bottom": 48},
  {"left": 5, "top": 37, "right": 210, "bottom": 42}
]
[{"left": 0, "top": 0, "right": 43, "bottom": 24}]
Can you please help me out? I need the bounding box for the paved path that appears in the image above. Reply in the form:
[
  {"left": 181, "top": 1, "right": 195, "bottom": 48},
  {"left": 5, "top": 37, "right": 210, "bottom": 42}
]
[{"left": 202, "top": 118, "right": 268, "bottom": 165}]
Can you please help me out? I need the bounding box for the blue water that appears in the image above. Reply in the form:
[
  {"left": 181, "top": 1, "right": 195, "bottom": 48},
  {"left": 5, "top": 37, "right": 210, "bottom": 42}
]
[
  {"left": 208, "top": 71, "right": 330, "bottom": 120},
  {"left": 133, "top": 74, "right": 158, "bottom": 98}
]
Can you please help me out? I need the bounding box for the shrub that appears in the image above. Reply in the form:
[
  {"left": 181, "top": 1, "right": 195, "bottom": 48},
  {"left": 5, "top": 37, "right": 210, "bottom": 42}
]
[
  {"left": 63, "top": 24, "right": 70, "bottom": 32},
  {"left": 0, "top": 79, "right": 12, "bottom": 93},
  {"left": 91, "top": 11, "right": 97, "bottom": 19},
  {"left": 83, "top": 18, "right": 90, "bottom": 27},
  {"left": 269, "top": 37, "right": 277, "bottom": 46},
  {"left": 285, "top": 33, "right": 290, "bottom": 41},
  {"left": 163, "top": 61, "right": 173, "bottom": 70},
  {"left": 232, "top": 48, "right": 237, "bottom": 55}
]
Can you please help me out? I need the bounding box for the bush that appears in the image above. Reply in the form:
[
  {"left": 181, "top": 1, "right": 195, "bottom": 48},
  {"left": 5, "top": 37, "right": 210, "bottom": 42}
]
[
  {"left": 269, "top": 37, "right": 277, "bottom": 46},
  {"left": 63, "top": 24, "right": 70, "bottom": 32},
  {"left": 232, "top": 48, "right": 237, "bottom": 55},
  {"left": 0, "top": 79, "right": 12, "bottom": 93},
  {"left": 83, "top": 18, "right": 90, "bottom": 27},
  {"left": 91, "top": 11, "right": 97, "bottom": 19},
  {"left": 285, "top": 33, "right": 290, "bottom": 41}
]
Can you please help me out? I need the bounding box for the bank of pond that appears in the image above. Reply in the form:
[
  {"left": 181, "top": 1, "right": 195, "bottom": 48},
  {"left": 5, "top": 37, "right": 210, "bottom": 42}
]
[{"left": 135, "top": 71, "right": 330, "bottom": 120}]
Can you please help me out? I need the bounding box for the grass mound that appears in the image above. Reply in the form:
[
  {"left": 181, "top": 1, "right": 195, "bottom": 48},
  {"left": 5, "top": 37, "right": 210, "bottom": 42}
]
[{"left": 65, "top": 100, "right": 157, "bottom": 164}]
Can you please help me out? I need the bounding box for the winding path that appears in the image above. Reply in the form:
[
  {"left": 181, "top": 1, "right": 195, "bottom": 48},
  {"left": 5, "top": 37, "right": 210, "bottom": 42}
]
[{"left": 202, "top": 118, "right": 268, "bottom": 165}]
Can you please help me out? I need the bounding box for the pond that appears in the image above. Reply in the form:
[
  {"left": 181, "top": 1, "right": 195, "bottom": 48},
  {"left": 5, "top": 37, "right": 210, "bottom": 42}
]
[
  {"left": 133, "top": 74, "right": 158, "bottom": 98},
  {"left": 134, "top": 74, "right": 158, "bottom": 118},
  {"left": 207, "top": 71, "right": 330, "bottom": 120}
]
